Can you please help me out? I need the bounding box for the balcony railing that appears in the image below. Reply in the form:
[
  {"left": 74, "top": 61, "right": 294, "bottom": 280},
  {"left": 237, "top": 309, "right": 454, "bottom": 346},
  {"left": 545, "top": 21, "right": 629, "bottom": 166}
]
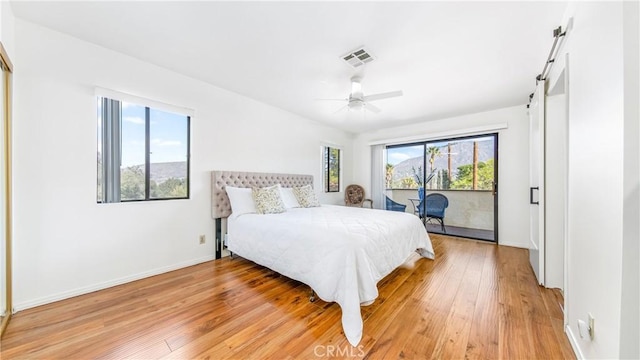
[{"left": 386, "top": 189, "right": 494, "bottom": 231}]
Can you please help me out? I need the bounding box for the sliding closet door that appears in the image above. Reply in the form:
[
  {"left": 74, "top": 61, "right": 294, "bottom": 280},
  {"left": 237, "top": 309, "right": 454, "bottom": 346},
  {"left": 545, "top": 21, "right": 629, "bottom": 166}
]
[
  {"left": 0, "top": 48, "right": 6, "bottom": 334},
  {"left": 0, "top": 42, "right": 12, "bottom": 337},
  {"left": 529, "top": 80, "right": 546, "bottom": 285}
]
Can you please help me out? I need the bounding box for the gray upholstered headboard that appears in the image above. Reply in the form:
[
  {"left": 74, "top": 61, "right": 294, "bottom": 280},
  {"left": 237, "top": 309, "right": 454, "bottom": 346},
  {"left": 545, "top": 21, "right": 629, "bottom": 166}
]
[{"left": 211, "top": 170, "right": 314, "bottom": 219}]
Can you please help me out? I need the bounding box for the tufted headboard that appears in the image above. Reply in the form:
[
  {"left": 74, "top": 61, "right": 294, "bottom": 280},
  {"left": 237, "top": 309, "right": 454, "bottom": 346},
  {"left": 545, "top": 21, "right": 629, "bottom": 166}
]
[{"left": 211, "top": 170, "right": 314, "bottom": 219}]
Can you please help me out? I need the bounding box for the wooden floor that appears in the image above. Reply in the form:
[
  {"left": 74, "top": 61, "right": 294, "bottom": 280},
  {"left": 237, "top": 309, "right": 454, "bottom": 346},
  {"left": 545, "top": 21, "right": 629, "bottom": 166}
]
[{"left": 1, "top": 235, "right": 575, "bottom": 359}]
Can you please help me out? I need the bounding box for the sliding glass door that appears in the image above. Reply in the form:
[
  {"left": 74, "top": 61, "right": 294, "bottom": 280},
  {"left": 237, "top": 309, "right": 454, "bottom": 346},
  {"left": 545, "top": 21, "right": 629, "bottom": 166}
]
[{"left": 385, "top": 133, "right": 498, "bottom": 242}]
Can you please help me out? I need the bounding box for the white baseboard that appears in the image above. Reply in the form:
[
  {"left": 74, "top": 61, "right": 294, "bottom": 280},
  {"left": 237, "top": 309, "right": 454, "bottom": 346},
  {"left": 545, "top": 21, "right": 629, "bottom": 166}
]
[
  {"left": 497, "top": 240, "right": 528, "bottom": 249},
  {"left": 13, "top": 255, "right": 216, "bottom": 313},
  {"left": 566, "top": 324, "right": 585, "bottom": 359}
]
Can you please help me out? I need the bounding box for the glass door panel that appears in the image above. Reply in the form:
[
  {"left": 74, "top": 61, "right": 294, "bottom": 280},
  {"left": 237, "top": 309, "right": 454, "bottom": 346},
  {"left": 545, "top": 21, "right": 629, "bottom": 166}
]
[{"left": 386, "top": 133, "right": 498, "bottom": 242}]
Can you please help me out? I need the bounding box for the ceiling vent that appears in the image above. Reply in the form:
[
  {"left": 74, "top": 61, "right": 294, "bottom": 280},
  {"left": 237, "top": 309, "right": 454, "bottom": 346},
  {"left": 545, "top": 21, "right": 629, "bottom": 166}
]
[{"left": 341, "top": 47, "right": 375, "bottom": 68}]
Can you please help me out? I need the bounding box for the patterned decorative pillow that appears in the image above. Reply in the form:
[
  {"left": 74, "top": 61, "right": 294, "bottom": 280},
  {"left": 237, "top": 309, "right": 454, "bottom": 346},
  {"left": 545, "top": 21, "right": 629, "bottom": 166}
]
[
  {"left": 293, "top": 185, "right": 320, "bottom": 208},
  {"left": 252, "top": 185, "right": 286, "bottom": 214}
]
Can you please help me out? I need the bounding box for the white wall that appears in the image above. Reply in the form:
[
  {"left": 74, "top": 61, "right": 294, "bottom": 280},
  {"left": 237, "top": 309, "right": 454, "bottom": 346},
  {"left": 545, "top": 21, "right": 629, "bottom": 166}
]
[
  {"left": 353, "top": 105, "right": 529, "bottom": 248},
  {"left": 0, "top": 1, "right": 15, "bottom": 57},
  {"left": 11, "top": 19, "right": 353, "bottom": 311},
  {"left": 545, "top": 2, "right": 639, "bottom": 358}
]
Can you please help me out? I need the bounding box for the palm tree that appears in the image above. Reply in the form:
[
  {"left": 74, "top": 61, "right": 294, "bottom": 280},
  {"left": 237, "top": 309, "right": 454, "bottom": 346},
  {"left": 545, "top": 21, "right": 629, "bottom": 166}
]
[
  {"left": 385, "top": 163, "right": 394, "bottom": 189},
  {"left": 426, "top": 146, "right": 442, "bottom": 189},
  {"left": 426, "top": 146, "right": 442, "bottom": 173}
]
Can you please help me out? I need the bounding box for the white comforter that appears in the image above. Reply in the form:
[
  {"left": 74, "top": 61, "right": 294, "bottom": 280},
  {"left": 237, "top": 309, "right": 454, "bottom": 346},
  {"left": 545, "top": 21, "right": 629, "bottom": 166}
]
[{"left": 226, "top": 204, "right": 435, "bottom": 346}]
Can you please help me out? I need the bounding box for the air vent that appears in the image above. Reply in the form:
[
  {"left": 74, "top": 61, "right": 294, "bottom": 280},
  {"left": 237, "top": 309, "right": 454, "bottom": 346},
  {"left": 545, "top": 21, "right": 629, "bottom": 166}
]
[{"left": 341, "top": 47, "right": 375, "bottom": 68}]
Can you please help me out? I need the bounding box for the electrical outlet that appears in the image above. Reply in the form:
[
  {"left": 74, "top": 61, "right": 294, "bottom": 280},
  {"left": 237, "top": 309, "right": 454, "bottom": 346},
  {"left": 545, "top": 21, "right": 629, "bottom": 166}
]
[
  {"left": 199, "top": 235, "right": 206, "bottom": 244},
  {"left": 578, "top": 313, "right": 595, "bottom": 340}
]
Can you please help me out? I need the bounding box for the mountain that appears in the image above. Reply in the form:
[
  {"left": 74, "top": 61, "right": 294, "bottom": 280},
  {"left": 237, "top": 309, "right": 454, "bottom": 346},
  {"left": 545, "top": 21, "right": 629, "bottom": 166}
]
[{"left": 391, "top": 141, "right": 494, "bottom": 183}]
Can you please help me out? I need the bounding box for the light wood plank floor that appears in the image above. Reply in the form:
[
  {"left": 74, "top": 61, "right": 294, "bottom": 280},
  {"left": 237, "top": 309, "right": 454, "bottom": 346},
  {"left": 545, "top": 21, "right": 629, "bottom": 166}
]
[{"left": 1, "top": 235, "right": 575, "bottom": 359}]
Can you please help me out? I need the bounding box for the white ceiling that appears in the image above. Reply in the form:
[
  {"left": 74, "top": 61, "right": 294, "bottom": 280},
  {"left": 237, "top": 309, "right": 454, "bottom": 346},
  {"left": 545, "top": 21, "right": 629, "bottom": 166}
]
[{"left": 11, "top": 1, "right": 567, "bottom": 134}]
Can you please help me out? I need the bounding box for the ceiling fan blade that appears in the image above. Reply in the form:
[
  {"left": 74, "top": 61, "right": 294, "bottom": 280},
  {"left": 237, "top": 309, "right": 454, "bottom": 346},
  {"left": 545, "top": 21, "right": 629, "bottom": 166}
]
[
  {"left": 364, "top": 102, "right": 381, "bottom": 113},
  {"left": 333, "top": 104, "right": 348, "bottom": 114},
  {"left": 363, "top": 90, "right": 403, "bottom": 102},
  {"left": 315, "top": 98, "right": 348, "bottom": 102}
]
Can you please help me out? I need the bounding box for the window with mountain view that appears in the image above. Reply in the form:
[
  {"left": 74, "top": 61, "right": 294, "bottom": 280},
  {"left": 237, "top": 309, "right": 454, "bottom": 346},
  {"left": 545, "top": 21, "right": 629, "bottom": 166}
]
[
  {"left": 386, "top": 136, "right": 495, "bottom": 191},
  {"left": 323, "top": 146, "right": 341, "bottom": 192},
  {"left": 97, "top": 96, "right": 190, "bottom": 203}
]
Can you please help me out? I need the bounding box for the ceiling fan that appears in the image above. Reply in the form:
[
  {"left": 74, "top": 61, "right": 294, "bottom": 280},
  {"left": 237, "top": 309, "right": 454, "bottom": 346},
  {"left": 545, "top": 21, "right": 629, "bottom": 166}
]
[{"left": 322, "top": 75, "right": 403, "bottom": 114}]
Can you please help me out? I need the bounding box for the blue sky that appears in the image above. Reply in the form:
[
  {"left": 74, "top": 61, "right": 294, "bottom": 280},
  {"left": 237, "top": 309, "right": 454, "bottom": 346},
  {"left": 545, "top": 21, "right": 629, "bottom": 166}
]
[
  {"left": 387, "top": 144, "right": 423, "bottom": 165},
  {"left": 386, "top": 137, "right": 493, "bottom": 166},
  {"left": 121, "top": 102, "right": 188, "bottom": 167},
  {"left": 386, "top": 141, "right": 451, "bottom": 165}
]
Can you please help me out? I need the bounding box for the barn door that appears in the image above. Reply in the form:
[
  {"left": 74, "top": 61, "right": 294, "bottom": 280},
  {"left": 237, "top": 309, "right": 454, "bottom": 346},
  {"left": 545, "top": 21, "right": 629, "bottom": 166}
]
[{"left": 529, "top": 80, "right": 545, "bottom": 285}]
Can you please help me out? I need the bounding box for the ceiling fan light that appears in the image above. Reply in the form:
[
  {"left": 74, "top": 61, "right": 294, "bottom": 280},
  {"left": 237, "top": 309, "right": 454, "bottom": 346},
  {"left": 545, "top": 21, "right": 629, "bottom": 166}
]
[{"left": 348, "top": 99, "right": 365, "bottom": 111}]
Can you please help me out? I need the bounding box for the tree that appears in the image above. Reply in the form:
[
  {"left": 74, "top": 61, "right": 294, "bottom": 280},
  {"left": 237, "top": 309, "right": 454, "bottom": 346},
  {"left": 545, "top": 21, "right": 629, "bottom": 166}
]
[
  {"left": 438, "top": 169, "right": 451, "bottom": 190},
  {"left": 400, "top": 177, "right": 417, "bottom": 188},
  {"left": 119, "top": 166, "right": 187, "bottom": 200},
  {"left": 326, "top": 147, "right": 340, "bottom": 191},
  {"left": 411, "top": 165, "right": 424, "bottom": 187},
  {"left": 120, "top": 166, "right": 145, "bottom": 200},
  {"left": 154, "top": 177, "right": 187, "bottom": 198},
  {"left": 475, "top": 158, "right": 494, "bottom": 190},
  {"left": 426, "top": 146, "right": 442, "bottom": 173},
  {"left": 385, "top": 163, "right": 394, "bottom": 189},
  {"left": 426, "top": 146, "right": 442, "bottom": 189},
  {"left": 450, "top": 159, "right": 494, "bottom": 190},
  {"left": 472, "top": 141, "right": 479, "bottom": 190}
]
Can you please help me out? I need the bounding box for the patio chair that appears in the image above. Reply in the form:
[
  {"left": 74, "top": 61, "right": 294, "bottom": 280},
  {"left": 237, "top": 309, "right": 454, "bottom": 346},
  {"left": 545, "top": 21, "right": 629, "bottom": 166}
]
[
  {"left": 415, "top": 193, "right": 449, "bottom": 233},
  {"left": 385, "top": 196, "right": 406, "bottom": 212}
]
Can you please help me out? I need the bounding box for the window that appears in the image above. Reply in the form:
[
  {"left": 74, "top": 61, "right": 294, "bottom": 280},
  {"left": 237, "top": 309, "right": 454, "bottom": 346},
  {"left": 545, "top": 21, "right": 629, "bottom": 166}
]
[
  {"left": 386, "top": 144, "right": 425, "bottom": 190},
  {"left": 323, "top": 146, "right": 341, "bottom": 193},
  {"left": 385, "top": 135, "right": 496, "bottom": 191},
  {"left": 97, "top": 94, "right": 190, "bottom": 203}
]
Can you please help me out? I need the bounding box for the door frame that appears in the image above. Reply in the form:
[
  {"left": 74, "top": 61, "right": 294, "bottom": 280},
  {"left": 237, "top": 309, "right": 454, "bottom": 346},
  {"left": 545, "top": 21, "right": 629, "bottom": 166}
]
[{"left": 493, "top": 134, "right": 499, "bottom": 243}]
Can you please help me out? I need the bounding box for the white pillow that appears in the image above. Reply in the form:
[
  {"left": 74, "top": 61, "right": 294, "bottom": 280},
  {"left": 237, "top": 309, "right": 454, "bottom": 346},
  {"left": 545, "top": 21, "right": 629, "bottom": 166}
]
[
  {"left": 225, "top": 186, "right": 257, "bottom": 217},
  {"left": 279, "top": 186, "right": 301, "bottom": 209},
  {"left": 293, "top": 184, "right": 320, "bottom": 208},
  {"left": 252, "top": 185, "right": 286, "bottom": 214}
]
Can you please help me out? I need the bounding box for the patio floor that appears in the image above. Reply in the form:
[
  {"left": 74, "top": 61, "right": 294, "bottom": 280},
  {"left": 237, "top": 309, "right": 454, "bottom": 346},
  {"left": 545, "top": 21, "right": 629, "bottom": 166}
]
[{"left": 425, "top": 223, "right": 495, "bottom": 242}]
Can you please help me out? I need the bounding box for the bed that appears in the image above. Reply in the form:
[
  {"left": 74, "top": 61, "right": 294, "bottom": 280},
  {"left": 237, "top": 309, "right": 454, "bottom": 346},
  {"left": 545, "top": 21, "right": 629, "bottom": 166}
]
[{"left": 211, "top": 170, "right": 435, "bottom": 346}]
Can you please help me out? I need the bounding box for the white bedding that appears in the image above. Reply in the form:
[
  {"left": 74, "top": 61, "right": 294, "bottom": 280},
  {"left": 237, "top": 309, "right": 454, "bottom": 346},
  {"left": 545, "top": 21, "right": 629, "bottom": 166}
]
[{"left": 227, "top": 204, "right": 435, "bottom": 346}]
